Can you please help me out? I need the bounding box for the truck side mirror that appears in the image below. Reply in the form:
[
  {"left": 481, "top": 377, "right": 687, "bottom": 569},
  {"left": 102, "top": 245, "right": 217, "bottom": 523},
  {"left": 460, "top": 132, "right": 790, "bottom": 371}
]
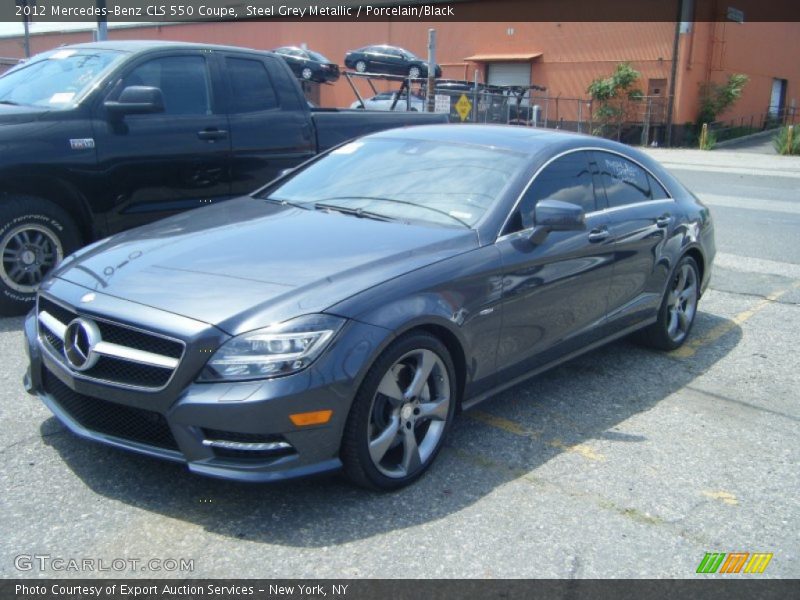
[{"left": 104, "top": 86, "right": 165, "bottom": 117}]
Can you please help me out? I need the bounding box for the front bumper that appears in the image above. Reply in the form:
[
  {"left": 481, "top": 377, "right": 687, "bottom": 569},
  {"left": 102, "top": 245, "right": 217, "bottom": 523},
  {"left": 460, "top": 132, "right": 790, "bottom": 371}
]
[{"left": 24, "top": 282, "right": 391, "bottom": 483}]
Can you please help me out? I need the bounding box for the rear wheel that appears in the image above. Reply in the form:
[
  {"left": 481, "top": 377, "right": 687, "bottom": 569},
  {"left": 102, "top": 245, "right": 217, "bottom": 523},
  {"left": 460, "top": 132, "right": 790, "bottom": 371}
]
[
  {"left": 355, "top": 60, "right": 367, "bottom": 73},
  {"left": 635, "top": 255, "right": 700, "bottom": 350},
  {"left": 341, "top": 332, "right": 456, "bottom": 490},
  {"left": 408, "top": 65, "right": 422, "bottom": 79},
  {"left": 0, "top": 195, "right": 81, "bottom": 316},
  {"left": 301, "top": 67, "right": 313, "bottom": 80}
]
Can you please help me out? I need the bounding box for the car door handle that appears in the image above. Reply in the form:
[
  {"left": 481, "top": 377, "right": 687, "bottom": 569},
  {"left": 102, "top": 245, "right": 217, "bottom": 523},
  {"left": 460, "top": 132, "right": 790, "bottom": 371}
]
[
  {"left": 655, "top": 214, "right": 672, "bottom": 228},
  {"left": 197, "top": 128, "right": 228, "bottom": 141},
  {"left": 588, "top": 227, "right": 610, "bottom": 243}
]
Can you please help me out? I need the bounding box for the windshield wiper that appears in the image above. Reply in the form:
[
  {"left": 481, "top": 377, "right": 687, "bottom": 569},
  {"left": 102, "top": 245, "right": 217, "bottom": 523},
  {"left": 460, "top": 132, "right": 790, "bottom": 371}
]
[
  {"left": 314, "top": 202, "right": 397, "bottom": 223},
  {"left": 317, "top": 196, "right": 471, "bottom": 227},
  {"left": 261, "top": 196, "right": 310, "bottom": 209}
]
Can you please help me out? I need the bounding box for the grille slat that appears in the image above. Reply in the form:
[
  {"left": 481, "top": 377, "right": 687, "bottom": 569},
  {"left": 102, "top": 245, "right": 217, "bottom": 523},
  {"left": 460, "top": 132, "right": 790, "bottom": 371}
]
[
  {"left": 43, "top": 369, "right": 178, "bottom": 451},
  {"left": 37, "top": 295, "right": 184, "bottom": 390}
]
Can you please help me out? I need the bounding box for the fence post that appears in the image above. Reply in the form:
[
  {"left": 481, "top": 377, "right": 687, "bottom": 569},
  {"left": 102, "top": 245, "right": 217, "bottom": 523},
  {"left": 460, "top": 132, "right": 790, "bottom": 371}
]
[
  {"left": 788, "top": 125, "right": 795, "bottom": 155},
  {"left": 700, "top": 123, "right": 708, "bottom": 149}
]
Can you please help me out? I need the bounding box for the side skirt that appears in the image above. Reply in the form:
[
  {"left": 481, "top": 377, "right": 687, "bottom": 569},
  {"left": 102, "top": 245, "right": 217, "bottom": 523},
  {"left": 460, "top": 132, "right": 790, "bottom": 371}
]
[{"left": 460, "top": 318, "right": 657, "bottom": 411}]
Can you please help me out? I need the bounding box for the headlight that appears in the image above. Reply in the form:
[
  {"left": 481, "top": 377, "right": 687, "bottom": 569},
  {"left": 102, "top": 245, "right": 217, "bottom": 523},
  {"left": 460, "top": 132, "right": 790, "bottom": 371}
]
[{"left": 198, "top": 314, "right": 345, "bottom": 382}]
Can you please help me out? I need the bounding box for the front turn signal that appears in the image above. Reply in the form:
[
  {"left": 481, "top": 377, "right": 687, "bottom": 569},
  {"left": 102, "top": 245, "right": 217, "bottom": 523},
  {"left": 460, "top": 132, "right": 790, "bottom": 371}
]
[{"left": 289, "top": 410, "right": 333, "bottom": 427}]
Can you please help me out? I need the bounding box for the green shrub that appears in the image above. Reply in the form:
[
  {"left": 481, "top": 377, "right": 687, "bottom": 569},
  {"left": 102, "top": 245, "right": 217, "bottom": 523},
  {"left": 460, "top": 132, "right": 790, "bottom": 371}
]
[
  {"left": 772, "top": 126, "right": 800, "bottom": 155},
  {"left": 699, "top": 130, "right": 717, "bottom": 150}
]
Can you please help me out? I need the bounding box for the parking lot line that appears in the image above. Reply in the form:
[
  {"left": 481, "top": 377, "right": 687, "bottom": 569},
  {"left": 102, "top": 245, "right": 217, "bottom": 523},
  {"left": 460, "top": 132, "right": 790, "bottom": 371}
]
[
  {"left": 466, "top": 410, "right": 606, "bottom": 462},
  {"left": 670, "top": 280, "right": 800, "bottom": 359}
]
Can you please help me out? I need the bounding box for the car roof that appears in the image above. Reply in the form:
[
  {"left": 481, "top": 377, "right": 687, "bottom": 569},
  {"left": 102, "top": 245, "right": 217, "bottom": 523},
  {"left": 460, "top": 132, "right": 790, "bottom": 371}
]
[
  {"left": 57, "top": 40, "right": 269, "bottom": 55},
  {"left": 368, "top": 125, "right": 599, "bottom": 155},
  {"left": 369, "top": 125, "right": 672, "bottom": 178}
]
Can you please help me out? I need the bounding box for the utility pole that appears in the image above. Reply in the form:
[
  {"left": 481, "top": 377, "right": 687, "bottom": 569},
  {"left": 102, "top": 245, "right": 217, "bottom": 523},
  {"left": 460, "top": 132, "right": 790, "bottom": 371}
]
[
  {"left": 665, "top": 0, "right": 684, "bottom": 147},
  {"left": 15, "top": 0, "right": 34, "bottom": 58},
  {"left": 426, "top": 28, "right": 436, "bottom": 112},
  {"left": 96, "top": 0, "right": 108, "bottom": 41}
]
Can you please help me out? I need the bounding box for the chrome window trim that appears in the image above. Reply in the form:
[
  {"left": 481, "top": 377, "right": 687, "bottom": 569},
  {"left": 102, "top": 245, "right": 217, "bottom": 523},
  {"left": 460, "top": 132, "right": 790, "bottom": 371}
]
[
  {"left": 496, "top": 146, "right": 676, "bottom": 243},
  {"left": 36, "top": 292, "right": 185, "bottom": 393}
]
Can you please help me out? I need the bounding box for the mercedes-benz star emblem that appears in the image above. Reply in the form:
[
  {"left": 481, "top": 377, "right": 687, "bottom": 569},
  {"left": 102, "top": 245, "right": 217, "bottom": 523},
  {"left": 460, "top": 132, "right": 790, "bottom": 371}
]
[{"left": 63, "top": 318, "right": 101, "bottom": 372}]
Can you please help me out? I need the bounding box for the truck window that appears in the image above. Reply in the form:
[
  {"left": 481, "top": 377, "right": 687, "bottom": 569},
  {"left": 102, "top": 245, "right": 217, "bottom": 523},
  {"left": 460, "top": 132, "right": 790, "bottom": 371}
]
[
  {"left": 225, "top": 57, "right": 279, "bottom": 113},
  {"left": 120, "top": 56, "right": 211, "bottom": 115}
]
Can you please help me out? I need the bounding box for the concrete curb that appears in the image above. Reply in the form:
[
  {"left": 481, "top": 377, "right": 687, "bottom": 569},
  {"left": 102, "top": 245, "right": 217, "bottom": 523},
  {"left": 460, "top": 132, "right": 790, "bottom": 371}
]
[{"left": 713, "top": 128, "right": 778, "bottom": 149}]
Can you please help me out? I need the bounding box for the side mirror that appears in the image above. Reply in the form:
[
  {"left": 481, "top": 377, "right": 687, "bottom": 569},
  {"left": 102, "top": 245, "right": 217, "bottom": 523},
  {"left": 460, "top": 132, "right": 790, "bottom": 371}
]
[
  {"left": 104, "top": 86, "right": 165, "bottom": 117},
  {"left": 529, "top": 199, "right": 585, "bottom": 244}
]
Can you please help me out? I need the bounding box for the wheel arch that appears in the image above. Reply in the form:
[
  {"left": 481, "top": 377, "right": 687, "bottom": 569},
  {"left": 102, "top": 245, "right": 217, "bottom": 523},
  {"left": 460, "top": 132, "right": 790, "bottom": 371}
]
[{"left": 0, "top": 175, "right": 95, "bottom": 243}]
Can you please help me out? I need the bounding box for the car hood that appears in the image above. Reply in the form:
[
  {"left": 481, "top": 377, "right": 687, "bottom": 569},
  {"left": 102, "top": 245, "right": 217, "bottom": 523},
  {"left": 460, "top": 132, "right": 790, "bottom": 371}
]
[
  {"left": 53, "top": 197, "right": 478, "bottom": 335},
  {"left": 0, "top": 104, "right": 49, "bottom": 124}
]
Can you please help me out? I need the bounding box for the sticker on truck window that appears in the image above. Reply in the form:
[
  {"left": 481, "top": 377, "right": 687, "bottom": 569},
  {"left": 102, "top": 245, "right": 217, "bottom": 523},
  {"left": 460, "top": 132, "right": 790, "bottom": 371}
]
[
  {"left": 49, "top": 92, "right": 75, "bottom": 104},
  {"left": 50, "top": 50, "right": 77, "bottom": 60},
  {"left": 332, "top": 142, "right": 364, "bottom": 155}
]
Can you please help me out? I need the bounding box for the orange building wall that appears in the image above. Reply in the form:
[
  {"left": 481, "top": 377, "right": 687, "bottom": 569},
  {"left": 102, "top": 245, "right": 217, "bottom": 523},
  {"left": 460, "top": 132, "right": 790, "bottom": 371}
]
[{"left": 0, "top": 19, "right": 798, "bottom": 128}]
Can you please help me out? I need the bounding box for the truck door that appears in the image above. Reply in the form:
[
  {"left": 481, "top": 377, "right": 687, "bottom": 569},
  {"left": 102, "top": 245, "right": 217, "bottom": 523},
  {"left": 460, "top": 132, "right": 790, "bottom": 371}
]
[
  {"left": 218, "top": 52, "right": 316, "bottom": 196},
  {"left": 92, "top": 50, "right": 231, "bottom": 234}
]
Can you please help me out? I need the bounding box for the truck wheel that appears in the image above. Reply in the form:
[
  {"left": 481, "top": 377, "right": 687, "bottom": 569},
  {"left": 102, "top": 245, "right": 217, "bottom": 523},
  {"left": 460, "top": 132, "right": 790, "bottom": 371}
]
[
  {"left": 408, "top": 66, "right": 422, "bottom": 79},
  {"left": 355, "top": 60, "right": 367, "bottom": 73},
  {"left": 0, "top": 195, "right": 81, "bottom": 316},
  {"left": 301, "top": 67, "right": 313, "bottom": 80}
]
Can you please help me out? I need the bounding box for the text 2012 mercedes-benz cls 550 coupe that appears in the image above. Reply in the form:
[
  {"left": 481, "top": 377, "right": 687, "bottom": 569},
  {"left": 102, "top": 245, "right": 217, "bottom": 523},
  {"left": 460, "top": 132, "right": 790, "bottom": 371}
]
[{"left": 24, "top": 125, "right": 715, "bottom": 490}]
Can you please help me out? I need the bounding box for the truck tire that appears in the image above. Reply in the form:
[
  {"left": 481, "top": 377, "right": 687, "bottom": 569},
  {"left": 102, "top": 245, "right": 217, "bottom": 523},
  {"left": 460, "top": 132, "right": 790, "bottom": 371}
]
[{"left": 0, "top": 195, "right": 82, "bottom": 316}]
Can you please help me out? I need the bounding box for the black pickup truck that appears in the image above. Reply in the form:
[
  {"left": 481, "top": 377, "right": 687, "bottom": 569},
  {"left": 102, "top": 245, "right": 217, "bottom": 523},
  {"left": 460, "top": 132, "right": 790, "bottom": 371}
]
[{"left": 0, "top": 41, "right": 447, "bottom": 315}]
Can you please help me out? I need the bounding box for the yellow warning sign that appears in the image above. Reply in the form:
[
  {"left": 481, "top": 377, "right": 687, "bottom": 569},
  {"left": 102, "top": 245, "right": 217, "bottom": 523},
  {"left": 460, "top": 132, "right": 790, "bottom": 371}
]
[{"left": 455, "top": 94, "right": 472, "bottom": 121}]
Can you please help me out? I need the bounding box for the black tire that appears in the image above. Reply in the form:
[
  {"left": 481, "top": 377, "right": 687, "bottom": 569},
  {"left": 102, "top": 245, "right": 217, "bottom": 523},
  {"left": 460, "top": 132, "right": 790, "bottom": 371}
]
[
  {"left": 634, "top": 255, "right": 700, "bottom": 351},
  {"left": 0, "top": 195, "right": 81, "bottom": 316},
  {"left": 341, "top": 332, "right": 457, "bottom": 490}
]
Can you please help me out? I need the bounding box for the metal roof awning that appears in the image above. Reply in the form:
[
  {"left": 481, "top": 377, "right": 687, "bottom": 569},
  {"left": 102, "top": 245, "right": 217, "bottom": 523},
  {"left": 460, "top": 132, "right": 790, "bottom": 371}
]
[{"left": 464, "top": 52, "right": 543, "bottom": 62}]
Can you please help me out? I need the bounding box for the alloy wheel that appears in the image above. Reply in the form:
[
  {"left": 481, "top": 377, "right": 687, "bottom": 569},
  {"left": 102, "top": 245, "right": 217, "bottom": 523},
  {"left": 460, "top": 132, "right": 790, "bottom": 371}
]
[
  {"left": 666, "top": 263, "right": 698, "bottom": 343},
  {"left": 367, "top": 348, "right": 451, "bottom": 478},
  {"left": 0, "top": 224, "right": 63, "bottom": 293},
  {"left": 301, "top": 67, "right": 313, "bottom": 80},
  {"left": 355, "top": 61, "right": 367, "bottom": 73},
  {"left": 408, "top": 66, "right": 421, "bottom": 79}
]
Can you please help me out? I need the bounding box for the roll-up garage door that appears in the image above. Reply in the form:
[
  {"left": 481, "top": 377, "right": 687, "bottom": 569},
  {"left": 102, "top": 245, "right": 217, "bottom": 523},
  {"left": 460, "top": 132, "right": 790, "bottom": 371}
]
[{"left": 486, "top": 62, "right": 531, "bottom": 87}]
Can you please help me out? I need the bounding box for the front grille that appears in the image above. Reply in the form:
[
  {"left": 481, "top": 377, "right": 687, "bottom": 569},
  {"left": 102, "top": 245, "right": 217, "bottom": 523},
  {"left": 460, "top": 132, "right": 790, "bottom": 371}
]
[
  {"left": 37, "top": 295, "right": 184, "bottom": 390},
  {"left": 43, "top": 369, "right": 179, "bottom": 451}
]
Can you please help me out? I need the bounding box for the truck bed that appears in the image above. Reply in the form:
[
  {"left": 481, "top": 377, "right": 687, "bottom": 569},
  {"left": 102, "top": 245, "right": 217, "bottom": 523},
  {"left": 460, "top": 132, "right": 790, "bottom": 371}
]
[{"left": 311, "top": 109, "right": 449, "bottom": 151}]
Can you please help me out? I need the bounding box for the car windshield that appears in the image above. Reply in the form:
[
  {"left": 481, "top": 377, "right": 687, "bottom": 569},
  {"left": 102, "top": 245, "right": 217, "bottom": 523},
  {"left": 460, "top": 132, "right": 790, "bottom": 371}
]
[
  {"left": 262, "top": 138, "right": 528, "bottom": 227},
  {"left": 0, "top": 48, "right": 124, "bottom": 108},
  {"left": 307, "top": 50, "right": 331, "bottom": 63}
]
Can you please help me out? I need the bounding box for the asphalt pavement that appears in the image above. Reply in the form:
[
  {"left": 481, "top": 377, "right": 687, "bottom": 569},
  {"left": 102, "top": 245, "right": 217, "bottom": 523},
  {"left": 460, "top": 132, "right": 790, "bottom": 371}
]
[{"left": 1, "top": 147, "right": 798, "bottom": 579}]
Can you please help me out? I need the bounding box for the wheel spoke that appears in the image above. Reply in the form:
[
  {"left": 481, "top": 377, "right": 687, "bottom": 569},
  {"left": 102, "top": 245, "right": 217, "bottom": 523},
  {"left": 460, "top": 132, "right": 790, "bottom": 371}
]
[
  {"left": 2, "top": 247, "right": 18, "bottom": 259},
  {"left": 679, "top": 284, "right": 696, "bottom": 303},
  {"left": 400, "top": 426, "right": 421, "bottom": 474},
  {"left": 675, "top": 266, "right": 687, "bottom": 292},
  {"left": 377, "top": 372, "right": 405, "bottom": 407},
  {"left": 677, "top": 310, "right": 690, "bottom": 332},
  {"left": 417, "top": 398, "right": 448, "bottom": 422},
  {"left": 405, "top": 350, "right": 436, "bottom": 400},
  {"left": 369, "top": 415, "right": 400, "bottom": 464},
  {"left": 667, "top": 311, "right": 679, "bottom": 337}
]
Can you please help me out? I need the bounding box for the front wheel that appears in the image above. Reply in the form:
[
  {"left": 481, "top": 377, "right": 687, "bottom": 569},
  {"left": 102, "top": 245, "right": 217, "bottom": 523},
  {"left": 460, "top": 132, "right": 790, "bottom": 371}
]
[
  {"left": 301, "top": 67, "right": 313, "bottom": 80},
  {"left": 408, "top": 66, "right": 422, "bottom": 79},
  {"left": 635, "top": 255, "right": 700, "bottom": 350},
  {"left": 355, "top": 60, "right": 367, "bottom": 73},
  {"left": 0, "top": 195, "right": 81, "bottom": 316},
  {"left": 341, "top": 332, "right": 456, "bottom": 490}
]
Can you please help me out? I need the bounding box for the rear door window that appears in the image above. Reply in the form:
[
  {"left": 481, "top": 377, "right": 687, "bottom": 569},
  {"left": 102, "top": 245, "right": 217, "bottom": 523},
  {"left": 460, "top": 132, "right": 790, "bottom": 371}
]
[
  {"left": 594, "top": 151, "right": 663, "bottom": 207},
  {"left": 225, "top": 56, "right": 279, "bottom": 113}
]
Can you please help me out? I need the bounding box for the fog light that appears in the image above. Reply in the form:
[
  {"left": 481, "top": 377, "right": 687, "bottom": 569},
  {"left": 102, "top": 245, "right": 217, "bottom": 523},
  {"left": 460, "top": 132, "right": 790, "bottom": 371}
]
[{"left": 289, "top": 410, "right": 333, "bottom": 427}]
